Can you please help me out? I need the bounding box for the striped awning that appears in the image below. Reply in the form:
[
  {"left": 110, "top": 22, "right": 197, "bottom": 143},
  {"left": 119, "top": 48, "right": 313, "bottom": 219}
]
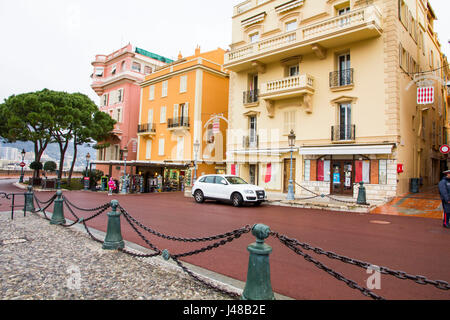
[
  {"left": 241, "top": 12, "right": 266, "bottom": 27},
  {"left": 299, "top": 144, "right": 394, "bottom": 155},
  {"left": 275, "top": 0, "right": 304, "bottom": 14}
]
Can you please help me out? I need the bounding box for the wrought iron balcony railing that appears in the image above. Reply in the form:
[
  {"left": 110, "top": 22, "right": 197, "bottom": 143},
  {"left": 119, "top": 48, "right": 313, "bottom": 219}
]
[
  {"left": 329, "top": 69, "right": 354, "bottom": 88},
  {"left": 168, "top": 117, "right": 190, "bottom": 129},
  {"left": 331, "top": 125, "right": 355, "bottom": 141},
  {"left": 243, "top": 134, "right": 259, "bottom": 148},
  {"left": 243, "top": 89, "right": 259, "bottom": 104},
  {"left": 138, "top": 123, "right": 156, "bottom": 134}
]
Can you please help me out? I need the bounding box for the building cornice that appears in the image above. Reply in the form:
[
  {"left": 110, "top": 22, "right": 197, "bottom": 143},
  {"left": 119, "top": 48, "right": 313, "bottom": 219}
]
[{"left": 140, "top": 63, "right": 228, "bottom": 87}]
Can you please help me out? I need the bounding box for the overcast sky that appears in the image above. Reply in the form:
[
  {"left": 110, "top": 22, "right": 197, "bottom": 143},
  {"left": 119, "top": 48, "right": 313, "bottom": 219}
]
[{"left": 0, "top": 0, "right": 448, "bottom": 105}]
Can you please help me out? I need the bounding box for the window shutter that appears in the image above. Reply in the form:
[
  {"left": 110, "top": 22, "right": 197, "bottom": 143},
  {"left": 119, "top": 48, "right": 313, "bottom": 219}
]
[
  {"left": 119, "top": 88, "right": 124, "bottom": 102},
  {"left": 149, "top": 85, "right": 155, "bottom": 100},
  {"left": 146, "top": 140, "right": 152, "bottom": 159},
  {"left": 147, "top": 109, "right": 153, "bottom": 124},
  {"left": 183, "top": 102, "right": 189, "bottom": 117},
  {"left": 162, "top": 81, "right": 168, "bottom": 97},
  {"left": 158, "top": 139, "right": 165, "bottom": 155},
  {"left": 180, "top": 75, "right": 187, "bottom": 93},
  {"left": 173, "top": 104, "right": 179, "bottom": 120},
  {"left": 160, "top": 106, "right": 166, "bottom": 123}
]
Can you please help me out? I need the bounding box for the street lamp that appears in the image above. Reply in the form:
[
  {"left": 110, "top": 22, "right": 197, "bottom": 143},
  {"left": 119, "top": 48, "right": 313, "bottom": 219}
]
[
  {"left": 121, "top": 147, "right": 128, "bottom": 194},
  {"left": 193, "top": 140, "right": 200, "bottom": 183},
  {"left": 19, "top": 149, "right": 26, "bottom": 183},
  {"left": 84, "top": 153, "right": 91, "bottom": 191},
  {"left": 287, "top": 130, "right": 296, "bottom": 201}
]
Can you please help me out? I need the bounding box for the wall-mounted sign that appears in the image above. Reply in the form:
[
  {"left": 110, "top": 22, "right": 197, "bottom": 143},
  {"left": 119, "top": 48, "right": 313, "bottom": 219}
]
[
  {"left": 417, "top": 87, "right": 434, "bottom": 104},
  {"left": 440, "top": 145, "right": 450, "bottom": 154}
]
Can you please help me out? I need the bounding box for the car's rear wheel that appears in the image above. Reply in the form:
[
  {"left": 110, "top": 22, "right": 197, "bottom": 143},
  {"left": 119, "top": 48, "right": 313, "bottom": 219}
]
[
  {"left": 231, "top": 193, "right": 243, "bottom": 207},
  {"left": 194, "top": 190, "right": 205, "bottom": 203}
]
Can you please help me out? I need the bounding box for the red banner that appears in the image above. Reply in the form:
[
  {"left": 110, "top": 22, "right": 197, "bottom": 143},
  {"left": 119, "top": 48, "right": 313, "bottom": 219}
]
[{"left": 265, "top": 163, "right": 272, "bottom": 183}]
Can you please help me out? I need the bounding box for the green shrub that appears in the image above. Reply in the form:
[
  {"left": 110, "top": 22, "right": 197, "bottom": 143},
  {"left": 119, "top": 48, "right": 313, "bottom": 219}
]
[{"left": 43, "top": 161, "right": 57, "bottom": 172}]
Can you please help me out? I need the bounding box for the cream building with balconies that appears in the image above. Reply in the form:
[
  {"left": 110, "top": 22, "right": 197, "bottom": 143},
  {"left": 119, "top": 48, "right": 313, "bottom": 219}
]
[{"left": 225, "top": 0, "right": 448, "bottom": 202}]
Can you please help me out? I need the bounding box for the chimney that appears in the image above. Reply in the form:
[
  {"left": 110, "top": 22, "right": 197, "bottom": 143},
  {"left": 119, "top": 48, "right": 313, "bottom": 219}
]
[
  {"left": 195, "top": 45, "right": 201, "bottom": 56},
  {"left": 178, "top": 51, "right": 183, "bottom": 60}
]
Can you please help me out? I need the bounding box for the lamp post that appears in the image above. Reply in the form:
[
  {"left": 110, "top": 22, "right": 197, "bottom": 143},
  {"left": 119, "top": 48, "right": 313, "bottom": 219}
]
[
  {"left": 121, "top": 147, "right": 128, "bottom": 194},
  {"left": 287, "top": 130, "right": 296, "bottom": 201},
  {"left": 84, "top": 153, "right": 91, "bottom": 191},
  {"left": 193, "top": 140, "right": 200, "bottom": 183},
  {"left": 19, "top": 149, "right": 26, "bottom": 183}
]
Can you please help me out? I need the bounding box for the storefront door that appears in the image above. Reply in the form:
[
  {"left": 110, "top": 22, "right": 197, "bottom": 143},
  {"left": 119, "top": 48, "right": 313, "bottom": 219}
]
[{"left": 331, "top": 160, "right": 353, "bottom": 195}]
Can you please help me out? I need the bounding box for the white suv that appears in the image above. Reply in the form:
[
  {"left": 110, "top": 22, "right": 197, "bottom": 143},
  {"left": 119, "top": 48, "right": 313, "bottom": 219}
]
[{"left": 192, "top": 174, "right": 267, "bottom": 207}]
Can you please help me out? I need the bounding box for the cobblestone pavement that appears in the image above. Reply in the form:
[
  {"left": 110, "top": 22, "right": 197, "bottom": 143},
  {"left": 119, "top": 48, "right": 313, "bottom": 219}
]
[
  {"left": 0, "top": 211, "right": 233, "bottom": 300},
  {"left": 371, "top": 186, "right": 444, "bottom": 219}
]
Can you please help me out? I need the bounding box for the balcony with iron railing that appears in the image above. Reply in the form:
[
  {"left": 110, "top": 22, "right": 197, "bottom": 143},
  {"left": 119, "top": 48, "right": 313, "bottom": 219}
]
[
  {"left": 137, "top": 123, "right": 156, "bottom": 136},
  {"left": 243, "top": 89, "right": 259, "bottom": 105},
  {"left": 331, "top": 125, "right": 356, "bottom": 142},
  {"left": 243, "top": 134, "right": 259, "bottom": 149},
  {"left": 225, "top": 5, "right": 382, "bottom": 71},
  {"left": 329, "top": 69, "right": 354, "bottom": 89},
  {"left": 168, "top": 117, "right": 190, "bottom": 130}
]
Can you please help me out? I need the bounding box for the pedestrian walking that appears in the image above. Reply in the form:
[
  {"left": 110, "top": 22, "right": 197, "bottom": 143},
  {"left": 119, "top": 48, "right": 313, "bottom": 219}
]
[
  {"left": 438, "top": 170, "right": 450, "bottom": 228},
  {"left": 108, "top": 178, "right": 116, "bottom": 196}
]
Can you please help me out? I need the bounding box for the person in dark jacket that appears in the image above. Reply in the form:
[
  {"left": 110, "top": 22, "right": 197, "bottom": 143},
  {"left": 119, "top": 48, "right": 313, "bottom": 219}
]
[{"left": 438, "top": 170, "right": 450, "bottom": 228}]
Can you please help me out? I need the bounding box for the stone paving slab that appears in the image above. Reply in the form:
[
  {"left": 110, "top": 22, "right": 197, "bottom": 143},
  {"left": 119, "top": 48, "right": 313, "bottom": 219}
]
[{"left": 0, "top": 211, "right": 235, "bottom": 300}]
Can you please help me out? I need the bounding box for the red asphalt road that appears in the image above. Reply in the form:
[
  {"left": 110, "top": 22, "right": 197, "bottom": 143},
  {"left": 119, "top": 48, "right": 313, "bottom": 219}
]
[{"left": 1, "top": 180, "right": 450, "bottom": 300}]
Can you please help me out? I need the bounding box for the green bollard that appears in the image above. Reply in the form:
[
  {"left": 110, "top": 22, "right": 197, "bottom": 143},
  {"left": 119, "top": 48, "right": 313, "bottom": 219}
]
[
  {"left": 102, "top": 200, "right": 124, "bottom": 250},
  {"left": 241, "top": 224, "right": 275, "bottom": 300},
  {"left": 25, "top": 185, "right": 35, "bottom": 212},
  {"left": 50, "top": 190, "right": 66, "bottom": 225},
  {"left": 356, "top": 181, "right": 368, "bottom": 205}
]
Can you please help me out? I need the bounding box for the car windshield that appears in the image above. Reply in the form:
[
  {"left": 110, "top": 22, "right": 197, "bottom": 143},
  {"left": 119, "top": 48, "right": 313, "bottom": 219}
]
[{"left": 225, "top": 176, "right": 248, "bottom": 185}]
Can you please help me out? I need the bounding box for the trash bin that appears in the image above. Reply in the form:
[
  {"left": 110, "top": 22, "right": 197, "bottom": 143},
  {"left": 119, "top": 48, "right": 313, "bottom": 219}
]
[{"left": 410, "top": 178, "right": 419, "bottom": 193}]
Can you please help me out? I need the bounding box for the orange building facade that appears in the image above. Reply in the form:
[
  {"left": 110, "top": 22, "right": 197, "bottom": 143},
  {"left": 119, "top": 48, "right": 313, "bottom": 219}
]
[{"left": 136, "top": 47, "right": 230, "bottom": 192}]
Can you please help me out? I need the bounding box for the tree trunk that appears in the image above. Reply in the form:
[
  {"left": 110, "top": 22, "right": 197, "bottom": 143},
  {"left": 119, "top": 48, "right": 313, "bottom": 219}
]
[{"left": 68, "top": 138, "right": 78, "bottom": 186}]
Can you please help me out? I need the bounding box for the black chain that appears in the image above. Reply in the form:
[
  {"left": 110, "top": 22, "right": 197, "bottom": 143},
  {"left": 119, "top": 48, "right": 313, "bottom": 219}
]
[
  {"left": 294, "top": 181, "right": 363, "bottom": 205},
  {"left": 271, "top": 231, "right": 450, "bottom": 292},
  {"left": 121, "top": 209, "right": 162, "bottom": 254},
  {"left": 63, "top": 199, "right": 110, "bottom": 223},
  {"left": 273, "top": 233, "right": 384, "bottom": 300},
  {"left": 34, "top": 194, "right": 57, "bottom": 205},
  {"left": 33, "top": 194, "right": 55, "bottom": 221},
  {"left": 172, "top": 256, "right": 240, "bottom": 299},
  {"left": 60, "top": 201, "right": 110, "bottom": 228},
  {"left": 171, "top": 229, "right": 250, "bottom": 259},
  {"left": 78, "top": 219, "right": 104, "bottom": 243},
  {"left": 63, "top": 196, "right": 110, "bottom": 212},
  {"left": 118, "top": 205, "right": 251, "bottom": 243}
]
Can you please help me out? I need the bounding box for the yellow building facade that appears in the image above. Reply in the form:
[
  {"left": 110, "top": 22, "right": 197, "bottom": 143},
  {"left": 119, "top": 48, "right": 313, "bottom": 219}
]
[
  {"left": 224, "top": 0, "right": 448, "bottom": 202},
  {"left": 137, "top": 47, "right": 229, "bottom": 192}
]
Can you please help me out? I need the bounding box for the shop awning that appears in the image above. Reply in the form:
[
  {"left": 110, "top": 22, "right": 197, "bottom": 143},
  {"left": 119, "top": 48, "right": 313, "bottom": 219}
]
[
  {"left": 229, "top": 147, "right": 299, "bottom": 156},
  {"left": 299, "top": 144, "right": 394, "bottom": 155}
]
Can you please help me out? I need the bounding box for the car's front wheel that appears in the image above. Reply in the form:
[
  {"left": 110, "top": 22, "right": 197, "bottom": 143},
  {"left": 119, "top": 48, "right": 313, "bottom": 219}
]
[
  {"left": 231, "top": 192, "right": 243, "bottom": 207},
  {"left": 194, "top": 190, "right": 205, "bottom": 203}
]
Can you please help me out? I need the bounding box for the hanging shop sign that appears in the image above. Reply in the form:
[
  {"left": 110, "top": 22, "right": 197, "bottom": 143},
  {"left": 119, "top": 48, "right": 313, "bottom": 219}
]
[{"left": 417, "top": 86, "right": 434, "bottom": 104}]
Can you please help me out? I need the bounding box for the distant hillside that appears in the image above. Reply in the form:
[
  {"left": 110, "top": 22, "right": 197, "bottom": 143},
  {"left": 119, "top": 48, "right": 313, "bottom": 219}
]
[{"left": 0, "top": 140, "right": 96, "bottom": 166}]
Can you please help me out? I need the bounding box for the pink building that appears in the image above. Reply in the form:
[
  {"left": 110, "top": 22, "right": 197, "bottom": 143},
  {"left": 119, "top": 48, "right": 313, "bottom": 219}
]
[{"left": 90, "top": 44, "right": 173, "bottom": 181}]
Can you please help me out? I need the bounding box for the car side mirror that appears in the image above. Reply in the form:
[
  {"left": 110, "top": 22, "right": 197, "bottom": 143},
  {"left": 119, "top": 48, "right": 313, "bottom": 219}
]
[{"left": 221, "top": 181, "right": 228, "bottom": 185}]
